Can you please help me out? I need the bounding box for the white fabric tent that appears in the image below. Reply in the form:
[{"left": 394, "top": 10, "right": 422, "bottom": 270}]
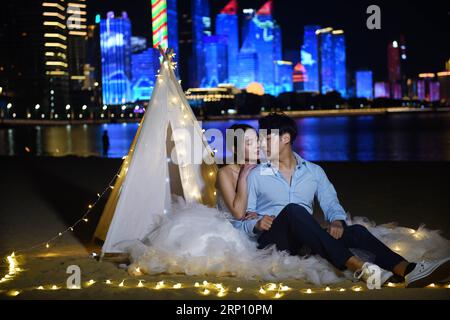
[{"left": 95, "top": 51, "right": 217, "bottom": 254}]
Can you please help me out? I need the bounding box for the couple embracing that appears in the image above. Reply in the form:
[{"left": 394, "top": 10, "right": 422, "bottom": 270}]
[{"left": 127, "top": 113, "right": 450, "bottom": 288}]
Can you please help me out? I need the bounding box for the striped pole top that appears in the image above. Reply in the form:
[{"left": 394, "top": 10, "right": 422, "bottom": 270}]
[{"left": 151, "top": 0, "right": 168, "bottom": 49}]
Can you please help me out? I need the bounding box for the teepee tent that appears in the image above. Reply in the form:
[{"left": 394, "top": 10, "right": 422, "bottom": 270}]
[{"left": 94, "top": 50, "right": 218, "bottom": 254}]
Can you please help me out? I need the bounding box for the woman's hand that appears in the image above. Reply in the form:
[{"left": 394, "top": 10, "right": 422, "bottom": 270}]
[
  {"left": 243, "top": 212, "right": 259, "bottom": 220},
  {"left": 238, "top": 164, "right": 257, "bottom": 180}
]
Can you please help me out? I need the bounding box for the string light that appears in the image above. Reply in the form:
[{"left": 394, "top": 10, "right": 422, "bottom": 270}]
[
  {"left": 51, "top": 285, "right": 59, "bottom": 290},
  {"left": 118, "top": 280, "right": 125, "bottom": 287},
  {"left": 352, "top": 286, "right": 362, "bottom": 292},
  {"left": 155, "top": 281, "right": 165, "bottom": 289},
  {"left": 258, "top": 287, "right": 266, "bottom": 295},
  {"left": 7, "top": 290, "right": 21, "bottom": 297},
  {"left": 137, "top": 280, "right": 144, "bottom": 288},
  {"left": 87, "top": 279, "right": 95, "bottom": 286},
  {"left": 305, "top": 288, "right": 313, "bottom": 294},
  {"left": 387, "top": 282, "right": 395, "bottom": 287},
  {"left": 201, "top": 288, "right": 210, "bottom": 295},
  {"left": 427, "top": 283, "right": 436, "bottom": 288},
  {"left": 279, "top": 284, "right": 290, "bottom": 292},
  {"left": 194, "top": 282, "right": 200, "bottom": 287},
  {"left": 325, "top": 287, "right": 331, "bottom": 292},
  {"left": 339, "top": 288, "right": 346, "bottom": 292},
  {"left": 105, "top": 280, "right": 112, "bottom": 285},
  {"left": 37, "top": 286, "right": 44, "bottom": 290},
  {"left": 173, "top": 283, "right": 182, "bottom": 289},
  {"left": 274, "top": 292, "right": 283, "bottom": 299},
  {"left": 236, "top": 287, "right": 243, "bottom": 293}
]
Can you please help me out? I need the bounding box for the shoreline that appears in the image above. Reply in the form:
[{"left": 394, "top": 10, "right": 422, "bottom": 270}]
[{"left": 1, "top": 106, "right": 449, "bottom": 127}]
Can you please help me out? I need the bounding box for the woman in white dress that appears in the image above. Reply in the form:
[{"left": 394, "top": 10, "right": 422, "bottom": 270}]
[{"left": 123, "top": 124, "right": 450, "bottom": 285}]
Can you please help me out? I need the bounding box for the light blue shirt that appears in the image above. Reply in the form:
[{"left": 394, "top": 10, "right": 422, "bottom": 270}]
[{"left": 231, "top": 152, "right": 348, "bottom": 238}]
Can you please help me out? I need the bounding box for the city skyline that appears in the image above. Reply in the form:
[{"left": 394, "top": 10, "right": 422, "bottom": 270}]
[{"left": 87, "top": 0, "right": 450, "bottom": 81}]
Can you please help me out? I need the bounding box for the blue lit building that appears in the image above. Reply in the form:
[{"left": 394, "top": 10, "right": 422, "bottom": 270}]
[
  {"left": 192, "top": 0, "right": 211, "bottom": 87},
  {"left": 167, "top": 0, "right": 179, "bottom": 56},
  {"left": 215, "top": 0, "right": 239, "bottom": 84},
  {"left": 356, "top": 70, "right": 373, "bottom": 99},
  {"left": 237, "top": 1, "right": 283, "bottom": 96},
  {"left": 131, "top": 48, "right": 160, "bottom": 101},
  {"left": 301, "top": 25, "right": 321, "bottom": 93},
  {"left": 317, "top": 28, "right": 335, "bottom": 95},
  {"left": 315, "top": 27, "right": 347, "bottom": 97},
  {"left": 202, "top": 35, "right": 228, "bottom": 88},
  {"left": 333, "top": 30, "right": 347, "bottom": 97},
  {"left": 237, "top": 52, "right": 258, "bottom": 88},
  {"left": 100, "top": 12, "right": 133, "bottom": 105},
  {"left": 274, "top": 61, "right": 294, "bottom": 95}
]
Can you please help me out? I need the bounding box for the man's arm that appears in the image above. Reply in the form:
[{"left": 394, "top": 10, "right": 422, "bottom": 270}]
[{"left": 314, "top": 165, "right": 347, "bottom": 223}]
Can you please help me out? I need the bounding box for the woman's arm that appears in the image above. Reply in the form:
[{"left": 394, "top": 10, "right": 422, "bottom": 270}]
[{"left": 217, "top": 165, "right": 256, "bottom": 220}]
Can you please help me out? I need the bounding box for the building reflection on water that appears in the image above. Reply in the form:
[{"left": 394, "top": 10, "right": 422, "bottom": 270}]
[{"left": 0, "top": 113, "right": 450, "bottom": 161}]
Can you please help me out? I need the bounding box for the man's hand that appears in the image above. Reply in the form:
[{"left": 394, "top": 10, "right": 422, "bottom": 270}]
[
  {"left": 255, "top": 215, "right": 275, "bottom": 232},
  {"left": 243, "top": 212, "right": 259, "bottom": 220},
  {"left": 328, "top": 220, "right": 344, "bottom": 239}
]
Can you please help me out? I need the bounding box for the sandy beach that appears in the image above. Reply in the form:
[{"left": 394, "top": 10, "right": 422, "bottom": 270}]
[{"left": 0, "top": 156, "right": 449, "bottom": 300}]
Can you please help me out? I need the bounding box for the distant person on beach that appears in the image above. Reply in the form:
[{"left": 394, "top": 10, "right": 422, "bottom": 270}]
[{"left": 102, "top": 130, "right": 110, "bottom": 156}]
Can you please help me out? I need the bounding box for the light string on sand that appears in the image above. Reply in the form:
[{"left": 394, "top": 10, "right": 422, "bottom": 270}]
[{"left": 3, "top": 278, "right": 450, "bottom": 298}]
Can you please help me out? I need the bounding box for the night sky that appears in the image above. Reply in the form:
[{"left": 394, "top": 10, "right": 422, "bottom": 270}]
[{"left": 87, "top": 0, "right": 450, "bottom": 81}]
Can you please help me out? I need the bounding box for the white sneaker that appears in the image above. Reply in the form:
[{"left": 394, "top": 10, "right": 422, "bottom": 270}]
[
  {"left": 354, "top": 262, "right": 393, "bottom": 289},
  {"left": 405, "top": 257, "right": 450, "bottom": 288}
]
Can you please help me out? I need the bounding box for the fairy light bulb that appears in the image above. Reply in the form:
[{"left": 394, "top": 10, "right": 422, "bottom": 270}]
[
  {"left": 259, "top": 287, "right": 266, "bottom": 294},
  {"left": 217, "top": 289, "right": 226, "bottom": 297},
  {"left": 266, "top": 283, "right": 277, "bottom": 291},
  {"left": 118, "top": 280, "right": 125, "bottom": 287},
  {"left": 339, "top": 288, "right": 346, "bottom": 292},
  {"left": 58, "top": 232, "right": 62, "bottom": 236},
  {"left": 88, "top": 204, "right": 93, "bottom": 209},
  {"left": 83, "top": 218, "right": 88, "bottom": 222},
  {"left": 274, "top": 292, "right": 283, "bottom": 299},
  {"left": 428, "top": 283, "right": 436, "bottom": 288},
  {"left": 306, "top": 288, "right": 313, "bottom": 294},
  {"left": 37, "top": 286, "right": 44, "bottom": 290},
  {"left": 236, "top": 287, "right": 243, "bottom": 293},
  {"left": 279, "top": 285, "right": 290, "bottom": 292},
  {"left": 353, "top": 286, "right": 362, "bottom": 292},
  {"left": 173, "top": 283, "right": 182, "bottom": 289},
  {"left": 87, "top": 279, "right": 95, "bottom": 286},
  {"left": 135, "top": 267, "right": 141, "bottom": 274},
  {"left": 46, "top": 243, "right": 50, "bottom": 249},
  {"left": 202, "top": 288, "right": 210, "bottom": 295},
  {"left": 7, "top": 290, "right": 20, "bottom": 297},
  {"left": 387, "top": 282, "right": 395, "bottom": 287},
  {"left": 51, "top": 285, "right": 58, "bottom": 290},
  {"left": 106, "top": 280, "right": 112, "bottom": 285},
  {"left": 138, "top": 280, "right": 144, "bottom": 288},
  {"left": 194, "top": 282, "right": 200, "bottom": 287},
  {"left": 325, "top": 287, "right": 331, "bottom": 292},
  {"left": 155, "top": 281, "right": 165, "bottom": 289},
  {"left": 202, "top": 280, "right": 208, "bottom": 286}
]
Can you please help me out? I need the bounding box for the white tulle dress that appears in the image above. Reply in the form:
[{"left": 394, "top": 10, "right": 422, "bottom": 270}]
[{"left": 120, "top": 194, "right": 450, "bottom": 285}]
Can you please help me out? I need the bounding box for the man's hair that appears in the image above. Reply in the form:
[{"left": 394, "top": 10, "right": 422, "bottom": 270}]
[{"left": 258, "top": 113, "right": 298, "bottom": 145}]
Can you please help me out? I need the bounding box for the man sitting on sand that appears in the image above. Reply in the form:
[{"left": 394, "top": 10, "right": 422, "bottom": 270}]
[{"left": 235, "top": 113, "right": 450, "bottom": 288}]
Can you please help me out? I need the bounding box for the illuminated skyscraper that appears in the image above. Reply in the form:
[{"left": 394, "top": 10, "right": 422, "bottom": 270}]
[
  {"left": 167, "top": 0, "right": 179, "bottom": 55},
  {"left": 238, "top": 0, "right": 283, "bottom": 95},
  {"left": 437, "top": 71, "right": 450, "bottom": 104},
  {"left": 417, "top": 80, "right": 426, "bottom": 101},
  {"left": 100, "top": 12, "right": 132, "bottom": 105},
  {"left": 202, "top": 35, "right": 228, "bottom": 88},
  {"left": 131, "top": 48, "right": 160, "bottom": 102},
  {"left": 301, "top": 25, "right": 321, "bottom": 92},
  {"left": 66, "top": 0, "right": 88, "bottom": 92},
  {"left": 374, "top": 82, "right": 390, "bottom": 98},
  {"left": 429, "top": 82, "right": 440, "bottom": 102},
  {"left": 317, "top": 28, "right": 334, "bottom": 94},
  {"left": 191, "top": 0, "right": 211, "bottom": 87},
  {"left": 274, "top": 61, "right": 293, "bottom": 95},
  {"left": 215, "top": 0, "right": 239, "bottom": 84},
  {"left": 237, "top": 52, "right": 258, "bottom": 89},
  {"left": 387, "top": 40, "right": 401, "bottom": 98},
  {"left": 43, "top": 0, "right": 71, "bottom": 113},
  {"left": 293, "top": 63, "right": 307, "bottom": 92},
  {"left": 356, "top": 70, "right": 373, "bottom": 99},
  {"left": 333, "top": 30, "right": 347, "bottom": 97},
  {"left": 316, "top": 27, "right": 347, "bottom": 97}
]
